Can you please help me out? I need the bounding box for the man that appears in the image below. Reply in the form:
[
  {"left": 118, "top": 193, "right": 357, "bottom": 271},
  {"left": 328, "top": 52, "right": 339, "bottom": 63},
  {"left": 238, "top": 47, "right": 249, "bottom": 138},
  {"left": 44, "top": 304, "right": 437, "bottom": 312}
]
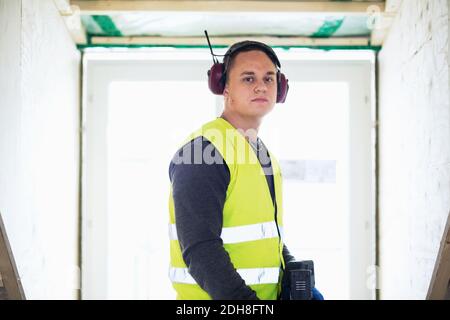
[{"left": 168, "top": 40, "right": 321, "bottom": 300}]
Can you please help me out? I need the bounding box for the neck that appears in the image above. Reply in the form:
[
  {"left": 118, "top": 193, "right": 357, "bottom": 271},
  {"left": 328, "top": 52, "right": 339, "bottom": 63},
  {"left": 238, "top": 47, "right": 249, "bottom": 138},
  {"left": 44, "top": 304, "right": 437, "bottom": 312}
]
[{"left": 220, "top": 110, "right": 260, "bottom": 143}]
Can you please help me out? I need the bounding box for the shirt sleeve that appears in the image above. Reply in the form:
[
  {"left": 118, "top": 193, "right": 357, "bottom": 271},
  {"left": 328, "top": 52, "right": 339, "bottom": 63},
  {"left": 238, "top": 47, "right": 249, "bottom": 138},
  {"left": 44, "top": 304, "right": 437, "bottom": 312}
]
[{"left": 169, "top": 137, "right": 259, "bottom": 300}]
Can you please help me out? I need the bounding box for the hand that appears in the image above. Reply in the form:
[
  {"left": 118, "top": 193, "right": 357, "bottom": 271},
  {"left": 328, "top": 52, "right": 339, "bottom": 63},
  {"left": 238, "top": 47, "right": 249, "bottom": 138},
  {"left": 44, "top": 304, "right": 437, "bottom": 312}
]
[{"left": 312, "top": 287, "right": 324, "bottom": 300}]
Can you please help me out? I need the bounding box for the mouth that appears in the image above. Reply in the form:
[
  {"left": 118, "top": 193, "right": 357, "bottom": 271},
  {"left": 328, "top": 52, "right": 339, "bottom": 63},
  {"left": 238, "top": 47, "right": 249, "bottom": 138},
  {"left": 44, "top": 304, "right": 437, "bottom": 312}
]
[{"left": 251, "top": 98, "right": 269, "bottom": 103}]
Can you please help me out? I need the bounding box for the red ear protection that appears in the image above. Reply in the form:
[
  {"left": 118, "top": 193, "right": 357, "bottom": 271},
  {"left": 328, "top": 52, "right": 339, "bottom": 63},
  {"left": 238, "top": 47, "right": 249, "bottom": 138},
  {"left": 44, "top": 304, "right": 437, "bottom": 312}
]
[
  {"left": 277, "top": 72, "right": 289, "bottom": 104},
  {"left": 207, "top": 63, "right": 225, "bottom": 95},
  {"left": 205, "top": 32, "right": 289, "bottom": 104}
]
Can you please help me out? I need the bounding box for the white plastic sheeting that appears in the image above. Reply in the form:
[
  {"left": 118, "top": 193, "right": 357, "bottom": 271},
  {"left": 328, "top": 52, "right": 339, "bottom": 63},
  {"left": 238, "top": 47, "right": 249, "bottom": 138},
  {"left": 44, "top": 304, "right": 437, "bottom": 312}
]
[{"left": 81, "top": 12, "right": 371, "bottom": 38}]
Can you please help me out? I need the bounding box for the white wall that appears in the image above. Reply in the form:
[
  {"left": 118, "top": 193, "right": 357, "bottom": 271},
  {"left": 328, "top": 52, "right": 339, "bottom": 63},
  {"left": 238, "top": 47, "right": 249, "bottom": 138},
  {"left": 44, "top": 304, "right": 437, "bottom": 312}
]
[
  {"left": 0, "top": 0, "right": 80, "bottom": 299},
  {"left": 378, "top": 0, "right": 450, "bottom": 299}
]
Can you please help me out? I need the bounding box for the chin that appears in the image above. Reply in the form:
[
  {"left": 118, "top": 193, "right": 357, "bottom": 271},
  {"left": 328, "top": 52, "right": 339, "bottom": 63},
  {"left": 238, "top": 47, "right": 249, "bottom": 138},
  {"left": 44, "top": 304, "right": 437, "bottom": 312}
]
[
  {"left": 247, "top": 109, "right": 272, "bottom": 119},
  {"left": 251, "top": 104, "right": 275, "bottom": 116},
  {"left": 234, "top": 102, "right": 274, "bottom": 118}
]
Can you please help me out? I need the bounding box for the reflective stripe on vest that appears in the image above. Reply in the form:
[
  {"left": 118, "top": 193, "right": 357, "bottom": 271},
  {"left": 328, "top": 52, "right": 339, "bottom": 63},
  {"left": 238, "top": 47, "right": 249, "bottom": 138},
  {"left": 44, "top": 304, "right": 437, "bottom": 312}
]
[
  {"left": 169, "top": 267, "right": 280, "bottom": 285},
  {"left": 169, "top": 222, "right": 283, "bottom": 244}
]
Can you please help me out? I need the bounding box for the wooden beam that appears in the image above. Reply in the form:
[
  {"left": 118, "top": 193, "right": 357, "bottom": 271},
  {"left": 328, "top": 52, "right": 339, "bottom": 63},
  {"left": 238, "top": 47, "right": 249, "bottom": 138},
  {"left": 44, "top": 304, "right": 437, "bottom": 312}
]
[
  {"left": 370, "top": 15, "right": 395, "bottom": 46},
  {"left": 427, "top": 212, "right": 450, "bottom": 300},
  {"left": 0, "top": 212, "right": 25, "bottom": 300},
  {"left": 54, "top": 0, "right": 87, "bottom": 44},
  {"left": 90, "top": 35, "right": 371, "bottom": 47},
  {"left": 0, "top": 287, "right": 7, "bottom": 300},
  {"left": 71, "top": 0, "right": 385, "bottom": 14},
  {"left": 0, "top": 272, "right": 6, "bottom": 300},
  {"left": 370, "top": 0, "right": 402, "bottom": 46}
]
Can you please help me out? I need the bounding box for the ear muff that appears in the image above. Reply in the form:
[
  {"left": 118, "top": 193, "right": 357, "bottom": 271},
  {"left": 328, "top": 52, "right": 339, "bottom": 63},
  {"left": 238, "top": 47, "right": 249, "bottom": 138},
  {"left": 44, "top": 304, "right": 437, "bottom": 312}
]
[
  {"left": 207, "top": 63, "right": 289, "bottom": 103},
  {"left": 277, "top": 72, "right": 289, "bottom": 104},
  {"left": 207, "top": 63, "right": 225, "bottom": 95}
]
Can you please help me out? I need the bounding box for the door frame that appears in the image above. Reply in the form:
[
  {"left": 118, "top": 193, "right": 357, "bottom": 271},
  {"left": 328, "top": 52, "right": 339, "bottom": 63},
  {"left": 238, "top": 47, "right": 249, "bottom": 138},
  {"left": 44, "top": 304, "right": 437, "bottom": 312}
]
[{"left": 81, "top": 49, "right": 375, "bottom": 299}]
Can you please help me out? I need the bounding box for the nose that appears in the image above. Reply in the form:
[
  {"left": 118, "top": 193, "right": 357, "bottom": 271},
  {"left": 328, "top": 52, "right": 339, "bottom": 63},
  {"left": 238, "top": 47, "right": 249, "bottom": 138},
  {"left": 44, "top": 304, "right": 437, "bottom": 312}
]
[{"left": 254, "top": 78, "right": 268, "bottom": 93}]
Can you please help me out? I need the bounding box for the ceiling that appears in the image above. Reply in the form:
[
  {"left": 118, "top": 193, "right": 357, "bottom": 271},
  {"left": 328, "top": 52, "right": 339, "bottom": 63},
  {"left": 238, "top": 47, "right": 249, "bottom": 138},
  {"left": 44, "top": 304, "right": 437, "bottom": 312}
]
[{"left": 53, "top": 0, "right": 402, "bottom": 50}]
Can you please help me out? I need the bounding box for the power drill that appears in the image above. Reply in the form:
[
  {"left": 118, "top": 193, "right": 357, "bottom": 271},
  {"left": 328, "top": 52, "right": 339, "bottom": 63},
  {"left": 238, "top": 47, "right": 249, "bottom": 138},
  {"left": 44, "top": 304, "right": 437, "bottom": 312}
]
[{"left": 281, "top": 260, "right": 315, "bottom": 300}]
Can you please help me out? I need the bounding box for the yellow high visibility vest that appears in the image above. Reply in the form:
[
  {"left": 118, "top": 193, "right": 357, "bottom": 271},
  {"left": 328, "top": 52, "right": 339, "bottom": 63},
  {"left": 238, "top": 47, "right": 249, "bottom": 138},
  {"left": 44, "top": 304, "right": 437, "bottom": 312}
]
[{"left": 168, "top": 117, "right": 285, "bottom": 300}]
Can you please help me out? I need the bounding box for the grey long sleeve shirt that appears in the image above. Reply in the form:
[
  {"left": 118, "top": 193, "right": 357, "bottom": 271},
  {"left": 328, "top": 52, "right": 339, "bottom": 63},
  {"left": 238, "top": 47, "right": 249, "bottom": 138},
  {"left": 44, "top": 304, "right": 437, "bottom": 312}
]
[{"left": 169, "top": 135, "right": 295, "bottom": 300}]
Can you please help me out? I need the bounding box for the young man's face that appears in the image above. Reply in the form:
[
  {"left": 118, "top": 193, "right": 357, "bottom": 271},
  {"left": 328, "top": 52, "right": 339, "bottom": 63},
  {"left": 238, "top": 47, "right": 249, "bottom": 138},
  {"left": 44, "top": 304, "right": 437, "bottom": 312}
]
[{"left": 223, "top": 50, "right": 278, "bottom": 119}]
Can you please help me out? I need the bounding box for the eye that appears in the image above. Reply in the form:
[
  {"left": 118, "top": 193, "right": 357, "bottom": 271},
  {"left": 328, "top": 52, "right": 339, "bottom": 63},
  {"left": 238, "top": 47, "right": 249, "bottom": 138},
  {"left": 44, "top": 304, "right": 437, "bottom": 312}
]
[
  {"left": 265, "top": 77, "right": 275, "bottom": 83},
  {"left": 243, "top": 77, "right": 254, "bottom": 83}
]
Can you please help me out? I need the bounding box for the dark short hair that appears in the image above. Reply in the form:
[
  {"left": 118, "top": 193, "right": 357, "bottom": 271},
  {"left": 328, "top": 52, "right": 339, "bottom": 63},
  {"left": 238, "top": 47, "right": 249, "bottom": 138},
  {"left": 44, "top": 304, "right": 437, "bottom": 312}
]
[{"left": 222, "top": 41, "right": 281, "bottom": 85}]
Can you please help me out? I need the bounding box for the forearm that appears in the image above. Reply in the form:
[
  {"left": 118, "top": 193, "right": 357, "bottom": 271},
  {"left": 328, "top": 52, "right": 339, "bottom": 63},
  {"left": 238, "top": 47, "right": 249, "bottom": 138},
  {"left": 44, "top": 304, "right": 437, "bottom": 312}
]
[{"left": 181, "top": 238, "right": 258, "bottom": 300}]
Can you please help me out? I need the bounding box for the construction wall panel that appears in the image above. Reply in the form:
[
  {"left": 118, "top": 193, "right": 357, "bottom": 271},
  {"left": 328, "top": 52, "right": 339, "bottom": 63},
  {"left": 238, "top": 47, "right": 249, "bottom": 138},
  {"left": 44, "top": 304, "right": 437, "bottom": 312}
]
[
  {"left": 378, "top": 0, "right": 450, "bottom": 299},
  {"left": 0, "top": 0, "right": 80, "bottom": 299}
]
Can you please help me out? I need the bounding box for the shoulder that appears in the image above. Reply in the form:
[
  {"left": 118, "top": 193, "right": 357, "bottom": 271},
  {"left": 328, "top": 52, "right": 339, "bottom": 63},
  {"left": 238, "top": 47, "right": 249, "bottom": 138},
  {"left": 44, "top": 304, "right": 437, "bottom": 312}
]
[{"left": 169, "top": 136, "right": 230, "bottom": 183}]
